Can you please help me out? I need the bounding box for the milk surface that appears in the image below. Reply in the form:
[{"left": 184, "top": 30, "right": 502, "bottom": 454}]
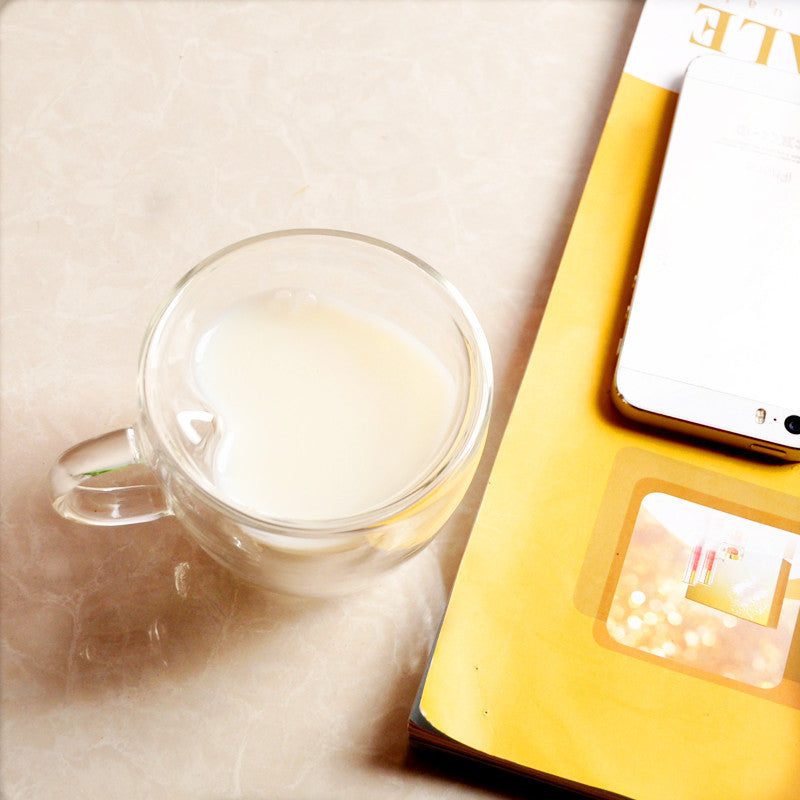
[{"left": 193, "top": 290, "right": 458, "bottom": 520}]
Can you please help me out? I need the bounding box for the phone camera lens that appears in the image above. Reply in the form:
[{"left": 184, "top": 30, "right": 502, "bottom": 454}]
[{"left": 784, "top": 415, "right": 800, "bottom": 435}]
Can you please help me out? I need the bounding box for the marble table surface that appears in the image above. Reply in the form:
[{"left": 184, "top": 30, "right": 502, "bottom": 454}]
[{"left": 0, "top": 1, "right": 642, "bottom": 797}]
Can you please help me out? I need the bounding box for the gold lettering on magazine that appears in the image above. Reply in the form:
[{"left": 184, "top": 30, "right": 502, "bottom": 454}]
[{"left": 692, "top": 3, "right": 800, "bottom": 71}]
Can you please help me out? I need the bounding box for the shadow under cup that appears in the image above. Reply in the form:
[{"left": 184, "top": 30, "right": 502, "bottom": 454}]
[{"left": 49, "top": 230, "right": 493, "bottom": 596}]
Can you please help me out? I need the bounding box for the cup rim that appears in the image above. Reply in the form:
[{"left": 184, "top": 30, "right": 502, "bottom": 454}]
[{"left": 137, "top": 228, "right": 493, "bottom": 536}]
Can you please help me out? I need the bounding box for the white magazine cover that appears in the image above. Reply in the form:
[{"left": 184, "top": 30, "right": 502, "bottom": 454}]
[{"left": 627, "top": 0, "right": 800, "bottom": 90}]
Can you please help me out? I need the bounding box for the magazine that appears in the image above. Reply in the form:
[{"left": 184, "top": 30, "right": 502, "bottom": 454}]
[{"left": 409, "top": 2, "right": 800, "bottom": 797}]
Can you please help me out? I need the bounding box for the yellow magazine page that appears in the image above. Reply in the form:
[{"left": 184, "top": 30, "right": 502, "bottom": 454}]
[{"left": 414, "top": 2, "right": 800, "bottom": 798}]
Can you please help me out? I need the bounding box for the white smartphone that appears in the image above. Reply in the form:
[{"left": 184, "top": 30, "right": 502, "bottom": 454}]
[{"left": 613, "top": 55, "right": 800, "bottom": 461}]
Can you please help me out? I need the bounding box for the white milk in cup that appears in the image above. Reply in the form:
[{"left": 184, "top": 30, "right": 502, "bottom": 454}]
[
  {"left": 49, "top": 230, "right": 493, "bottom": 596},
  {"left": 194, "top": 291, "right": 458, "bottom": 521}
]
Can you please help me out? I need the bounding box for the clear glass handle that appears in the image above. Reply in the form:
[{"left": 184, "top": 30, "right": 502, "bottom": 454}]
[{"left": 48, "top": 427, "right": 171, "bottom": 526}]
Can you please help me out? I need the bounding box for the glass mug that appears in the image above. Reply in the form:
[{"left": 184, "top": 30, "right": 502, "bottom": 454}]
[{"left": 48, "top": 230, "right": 493, "bottom": 596}]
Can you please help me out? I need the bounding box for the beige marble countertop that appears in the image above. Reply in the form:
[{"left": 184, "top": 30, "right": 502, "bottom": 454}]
[{"left": 0, "top": 1, "right": 642, "bottom": 797}]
